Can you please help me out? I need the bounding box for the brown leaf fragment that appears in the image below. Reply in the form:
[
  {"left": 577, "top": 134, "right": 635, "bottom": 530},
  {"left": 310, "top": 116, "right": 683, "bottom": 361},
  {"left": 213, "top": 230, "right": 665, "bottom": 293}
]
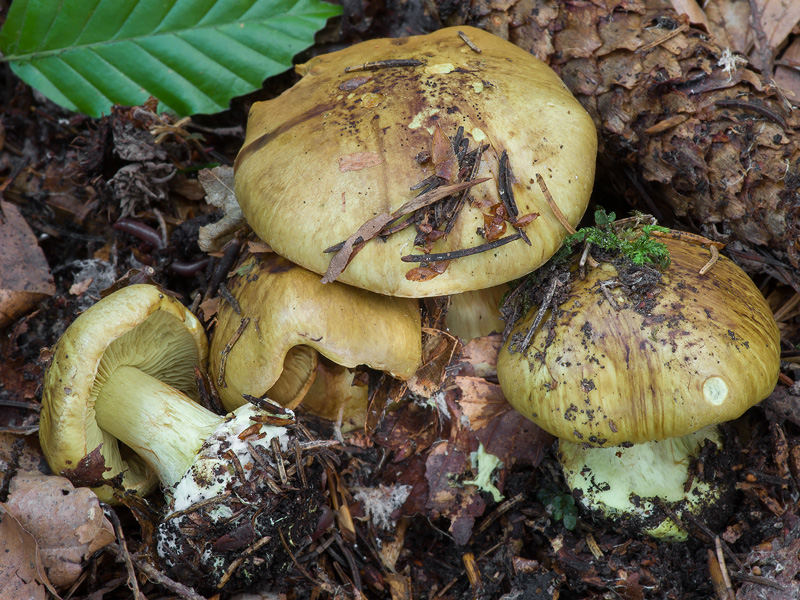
[
  {"left": 60, "top": 446, "right": 112, "bottom": 489},
  {"left": 322, "top": 212, "right": 394, "bottom": 283},
  {"left": 454, "top": 376, "right": 554, "bottom": 468},
  {"left": 0, "top": 503, "right": 51, "bottom": 599},
  {"left": 406, "top": 328, "right": 460, "bottom": 398},
  {"left": 432, "top": 123, "right": 458, "bottom": 182},
  {"left": 373, "top": 403, "right": 439, "bottom": 461},
  {"left": 424, "top": 397, "right": 486, "bottom": 544},
  {"left": 456, "top": 333, "right": 502, "bottom": 379},
  {"left": 337, "top": 151, "right": 384, "bottom": 172},
  {"left": 339, "top": 75, "right": 372, "bottom": 91},
  {"left": 6, "top": 472, "right": 115, "bottom": 588},
  {"left": 669, "top": 0, "right": 710, "bottom": 29},
  {"left": 0, "top": 200, "right": 55, "bottom": 330},
  {"left": 405, "top": 261, "right": 449, "bottom": 282}
]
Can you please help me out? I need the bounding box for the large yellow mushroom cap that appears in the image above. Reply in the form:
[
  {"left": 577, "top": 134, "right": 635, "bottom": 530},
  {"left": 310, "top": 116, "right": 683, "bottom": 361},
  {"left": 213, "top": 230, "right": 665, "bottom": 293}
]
[
  {"left": 210, "top": 253, "right": 422, "bottom": 412},
  {"left": 498, "top": 236, "right": 780, "bottom": 446},
  {"left": 234, "top": 26, "right": 597, "bottom": 297}
]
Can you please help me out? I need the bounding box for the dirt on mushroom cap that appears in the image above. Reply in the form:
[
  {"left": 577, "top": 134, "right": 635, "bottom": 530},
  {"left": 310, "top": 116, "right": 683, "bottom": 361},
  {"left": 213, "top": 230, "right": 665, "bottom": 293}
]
[{"left": 497, "top": 236, "right": 781, "bottom": 446}]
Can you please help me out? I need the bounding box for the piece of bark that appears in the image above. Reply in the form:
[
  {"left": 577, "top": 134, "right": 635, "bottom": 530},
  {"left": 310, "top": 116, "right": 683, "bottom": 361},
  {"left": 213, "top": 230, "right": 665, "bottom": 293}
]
[{"left": 449, "top": 0, "right": 800, "bottom": 275}]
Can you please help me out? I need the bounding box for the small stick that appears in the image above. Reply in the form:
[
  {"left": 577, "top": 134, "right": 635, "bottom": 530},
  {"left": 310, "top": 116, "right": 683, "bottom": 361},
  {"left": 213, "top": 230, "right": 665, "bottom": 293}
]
[
  {"left": 272, "top": 436, "right": 287, "bottom": 484},
  {"left": 715, "top": 536, "right": 735, "bottom": 598},
  {"left": 636, "top": 22, "right": 689, "bottom": 53},
  {"left": 458, "top": 30, "right": 482, "bottom": 53},
  {"left": 103, "top": 507, "right": 143, "bottom": 600},
  {"left": 217, "top": 317, "right": 250, "bottom": 388},
  {"left": 218, "top": 281, "right": 241, "bottom": 314},
  {"left": 699, "top": 244, "right": 719, "bottom": 275},
  {"left": 519, "top": 276, "right": 564, "bottom": 352},
  {"left": 344, "top": 59, "right": 424, "bottom": 72},
  {"left": 650, "top": 229, "right": 726, "bottom": 250},
  {"left": 714, "top": 98, "right": 787, "bottom": 129},
  {"left": 598, "top": 280, "right": 620, "bottom": 310},
  {"left": 536, "top": 174, "right": 576, "bottom": 235},
  {"left": 401, "top": 232, "right": 522, "bottom": 262}
]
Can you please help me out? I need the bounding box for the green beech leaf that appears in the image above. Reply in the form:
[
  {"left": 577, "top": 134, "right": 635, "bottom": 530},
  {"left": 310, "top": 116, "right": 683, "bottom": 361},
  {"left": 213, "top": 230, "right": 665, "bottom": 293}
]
[{"left": 0, "top": 0, "right": 341, "bottom": 117}]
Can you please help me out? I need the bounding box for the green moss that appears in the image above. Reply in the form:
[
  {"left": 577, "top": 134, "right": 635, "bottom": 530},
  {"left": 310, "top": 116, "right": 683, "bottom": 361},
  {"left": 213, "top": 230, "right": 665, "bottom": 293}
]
[{"left": 563, "top": 208, "right": 671, "bottom": 268}]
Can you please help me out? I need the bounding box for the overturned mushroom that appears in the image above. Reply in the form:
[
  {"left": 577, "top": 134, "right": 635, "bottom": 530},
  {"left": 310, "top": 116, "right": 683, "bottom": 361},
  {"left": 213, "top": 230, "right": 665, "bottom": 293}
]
[
  {"left": 40, "top": 284, "right": 209, "bottom": 503},
  {"left": 234, "top": 26, "right": 596, "bottom": 297},
  {"left": 497, "top": 235, "right": 780, "bottom": 539},
  {"left": 210, "top": 253, "right": 422, "bottom": 426},
  {"left": 39, "top": 284, "right": 325, "bottom": 591}
]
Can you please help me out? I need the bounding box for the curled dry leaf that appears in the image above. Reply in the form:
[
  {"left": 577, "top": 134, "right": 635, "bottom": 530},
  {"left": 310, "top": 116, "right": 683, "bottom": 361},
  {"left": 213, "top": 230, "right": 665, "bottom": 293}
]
[
  {"left": 0, "top": 201, "right": 55, "bottom": 330},
  {"left": 197, "top": 166, "right": 245, "bottom": 252},
  {"left": 5, "top": 472, "right": 115, "bottom": 587}
]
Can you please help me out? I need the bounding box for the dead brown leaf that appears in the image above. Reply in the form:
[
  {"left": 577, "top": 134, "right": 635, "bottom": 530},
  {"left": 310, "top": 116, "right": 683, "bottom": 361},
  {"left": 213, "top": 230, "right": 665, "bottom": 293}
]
[
  {"left": 373, "top": 402, "right": 440, "bottom": 461},
  {"left": 669, "top": 0, "right": 710, "bottom": 29},
  {"left": 0, "top": 201, "right": 55, "bottom": 330},
  {"left": 457, "top": 334, "right": 503, "bottom": 379},
  {"left": 406, "top": 328, "right": 459, "bottom": 398},
  {"left": 755, "top": 0, "right": 800, "bottom": 48},
  {"left": 453, "top": 376, "right": 554, "bottom": 469},
  {"left": 0, "top": 503, "right": 55, "bottom": 599},
  {"left": 6, "top": 472, "right": 115, "bottom": 588},
  {"left": 432, "top": 123, "right": 458, "bottom": 182},
  {"left": 60, "top": 445, "right": 112, "bottom": 489},
  {"left": 424, "top": 397, "right": 485, "bottom": 545},
  {"left": 776, "top": 37, "right": 800, "bottom": 102}
]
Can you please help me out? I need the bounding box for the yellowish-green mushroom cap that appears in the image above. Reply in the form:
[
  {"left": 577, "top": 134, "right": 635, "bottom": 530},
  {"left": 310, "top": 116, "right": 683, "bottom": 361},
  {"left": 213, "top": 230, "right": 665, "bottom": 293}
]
[
  {"left": 210, "top": 253, "right": 422, "bottom": 413},
  {"left": 234, "top": 26, "right": 596, "bottom": 297},
  {"left": 498, "top": 236, "right": 780, "bottom": 447},
  {"left": 40, "top": 285, "right": 210, "bottom": 503},
  {"left": 497, "top": 235, "right": 781, "bottom": 540}
]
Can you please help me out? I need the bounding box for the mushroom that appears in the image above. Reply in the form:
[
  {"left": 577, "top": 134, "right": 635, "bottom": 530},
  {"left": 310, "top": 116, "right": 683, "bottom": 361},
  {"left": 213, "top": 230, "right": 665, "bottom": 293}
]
[
  {"left": 40, "top": 284, "right": 213, "bottom": 503},
  {"left": 233, "top": 26, "right": 597, "bottom": 297},
  {"left": 497, "top": 235, "right": 780, "bottom": 539},
  {"left": 39, "top": 284, "right": 324, "bottom": 590},
  {"left": 210, "top": 252, "right": 422, "bottom": 426},
  {"left": 445, "top": 285, "right": 508, "bottom": 341}
]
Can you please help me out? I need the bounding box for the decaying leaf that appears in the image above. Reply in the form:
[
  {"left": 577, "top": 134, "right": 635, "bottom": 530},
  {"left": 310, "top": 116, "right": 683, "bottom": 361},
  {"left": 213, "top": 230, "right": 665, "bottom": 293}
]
[
  {"left": 373, "top": 402, "right": 439, "bottom": 462},
  {"left": 0, "top": 201, "right": 55, "bottom": 330},
  {"left": 457, "top": 333, "right": 503, "bottom": 379},
  {"left": 197, "top": 166, "right": 245, "bottom": 252},
  {"left": 406, "top": 329, "right": 459, "bottom": 398},
  {"left": 5, "top": 472, "right": 116, "bottom": 588},
  {"left": 424, "top": 397, "right": 485, "bottom": 545},
  {"left": 453, "top": 376, "right": 554, "bottom": 469},
  {"left": 0, "top": 504, "right": 51, "bottom": 599},
  {"left": 59, "top": 446, "right": 112, "bottom": 489}
]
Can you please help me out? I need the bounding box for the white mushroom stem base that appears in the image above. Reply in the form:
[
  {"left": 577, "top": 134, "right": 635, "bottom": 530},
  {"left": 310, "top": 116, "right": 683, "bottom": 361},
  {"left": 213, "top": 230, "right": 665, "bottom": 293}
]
[
  {"left": 557, "top": 426, "right": 724, "bottom": 541},
  {"left": 94, "top": 365, "right": 222, "bottom": 487}
]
